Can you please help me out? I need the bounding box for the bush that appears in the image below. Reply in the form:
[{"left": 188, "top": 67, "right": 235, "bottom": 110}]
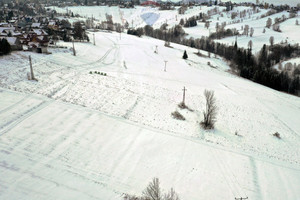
[
  {"left": 273, "top": 132, "right": 281, "bottom": 139},
  {"left": 200, "top": 90, "right": 217, "bottom": 129},
  {"left": 171, "top": 111, "right": 185, "bottom": 120}
]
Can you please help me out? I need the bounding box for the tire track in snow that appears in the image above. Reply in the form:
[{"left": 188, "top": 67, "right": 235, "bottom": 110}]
[
  {"left": 0, "top": 95, "right": 30, "bottom": 115},
  {"left": 45, "top": 36, "right": 119, "bottom": 99},
  {"left": 249, "top": 157, "right": 263, "bottom": 200},
  {"left": 122, "top": 96, "right": 141, "bottom": 119},
  {"left": 0, "top": 100, "right": 52, "bottom": 135},
  {"left": 258, "top": 98, "right": 300, "bottom": 140},
  {"left": 214, "top": 148, "right": 248, "bottom": 198},
  {"left": 211, "top": 148, "right": 241, "bottom": 198}
]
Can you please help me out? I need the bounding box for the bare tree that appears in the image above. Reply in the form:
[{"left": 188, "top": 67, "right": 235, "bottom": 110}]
[
  {"left": 164, "top": 188, "right": 180, "bottom": 200},
  {"left": 266, "top": 18, "right": 272, "bottom": 28},
  {"left": 215, "top": 22, "right": 219, "bottom": 32},
  {"left": 143, "top": 178, "right": 162, "bottom": 200},
  {"left": 201, "top": 90, "right": 217, "bottom": 129},
  {"left": 272, "top": 24, "right": 281, "bottom": 32},
  {"left": 205, "top": 21, "right": 210, "bottom": 29},
  {"left": 124, "top": 178, "right": 180, "bottom": 200},
  {"left": 243, "top": 24, "right": 249, "bottom": 36},
  {"left": 250, "top": 27, "right": 254, "bottom": 37},
  {"left": 248, "top": 40, "right": 253, "bottom": 50}
]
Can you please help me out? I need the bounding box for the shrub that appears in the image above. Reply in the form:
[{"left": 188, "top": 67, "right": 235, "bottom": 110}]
[
  {"left": 171, "top": 111, "right": 185, "bottom": 120},
  {"left": 273, "top": 132, "right": 281, "bottom": 139}
]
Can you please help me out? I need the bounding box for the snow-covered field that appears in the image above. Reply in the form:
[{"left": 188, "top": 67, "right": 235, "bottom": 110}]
[{"left": 1, "top": 15, "right": 300, "bottom": 200}]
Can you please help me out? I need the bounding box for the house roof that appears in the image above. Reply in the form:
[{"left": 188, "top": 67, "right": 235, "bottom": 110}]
[
  {"left": 32, "top": 29, "right": 48, "bottom": 36},
  {"left": 32, "top": 23, "right": 41, "bottom": 28},
  {"left": 48, "top": 21, "right": 56, "bottom": 26},
  {"left": 0, "top": 27, "right": 15, "bottom": 33},
  {"left": 0, "top": 37, "right": 18, "bottom": 45},
  {"left": 6, "top": 37, "right": 18, "bottom": 45},
  {"left": 0, "top": 23, "right": 9, "bottom": 27}
]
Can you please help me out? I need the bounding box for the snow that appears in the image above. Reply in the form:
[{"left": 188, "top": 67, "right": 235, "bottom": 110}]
[
  {"left": 1, "top": 7, "right": 300, "bottom": 199},
  {"left": 0, "top": 88, "right": 300, "bottom": 200}
]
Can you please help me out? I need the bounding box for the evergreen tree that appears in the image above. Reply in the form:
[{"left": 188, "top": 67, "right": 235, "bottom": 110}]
[
  {"left": 73, "top": 22, "right": 84, "bottom": 40},
  {"left": 258, "top": 44, "right": 268, "bottom": 68},
  {"left": 0, "top": 38, "right": 11, "bottom": 55},
  {"left": 182, "top": 50, "right": 188, "bottom": 59}
]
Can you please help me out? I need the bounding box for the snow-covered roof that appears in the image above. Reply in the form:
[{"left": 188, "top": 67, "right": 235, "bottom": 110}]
[
  {"left": 6, "top": 37, "right": 17, "bottom": 45},
  {"left": 0, "top": 23, "right": 9, "bottom": 27},
  {"left": 0, "top": 27, "right": 15, "bottom": 33},
  {"left": 48, "top": 21, "right": 56, "bottom": 26},
  {"left": 32, "top": 23, "right": 41, "bottom": 28},
  {"left": 0, "top": 37, "right": 18, "bottom": 45},
  {"left": 32, "top": 29, "right": 48, "bottom": 36},
  {"left": 38, "top": 36, "right": 44, "bottom": 40}
]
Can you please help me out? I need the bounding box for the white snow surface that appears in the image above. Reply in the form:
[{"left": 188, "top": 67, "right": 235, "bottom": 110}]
[{"left": 0, "top": 31, "right": 300, "bottom": 199}]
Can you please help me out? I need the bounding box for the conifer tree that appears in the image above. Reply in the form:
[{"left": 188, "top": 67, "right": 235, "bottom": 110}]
[{"left": 182, "top": 50, "right": 188, "bottom": 59}]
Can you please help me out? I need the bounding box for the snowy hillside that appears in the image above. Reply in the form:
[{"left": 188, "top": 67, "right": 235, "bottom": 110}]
[
  {"left": 1, "top": 30, "right": 300, "bottom": 199},
  {"left": 50, "top": 5, "right": 300, "bottom": 56}
]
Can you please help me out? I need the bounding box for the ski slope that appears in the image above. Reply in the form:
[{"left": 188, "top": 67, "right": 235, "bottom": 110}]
[{"left": 1, "top": 31, "right": 300, "bottom": 199}]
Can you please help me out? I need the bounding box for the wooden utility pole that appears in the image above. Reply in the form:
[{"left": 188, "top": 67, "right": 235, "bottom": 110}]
[
  {"left": 93, "top": 33, "right": 95, "bottom": 45},
  {"left": 29, "top": 55, "right": 34, "bottom": 80},
  {"left": 72, "top": 40, "right": 76, "bottom": 56},
  {"left": 182, "top": 86, "right": 187, "bottom": 104},
  {"left": 164, "top": 60, "right": 167, "bottom": 72}
]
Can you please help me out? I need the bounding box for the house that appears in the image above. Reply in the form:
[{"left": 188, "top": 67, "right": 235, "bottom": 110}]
[
  {"left": 140, "top": 1, "right": 160, "bottom": 7},
  {"left": 48, "top": 21, "right": 58, "bottom": 30},
  {"left": 27, "top": 35, "right": 49, "bottom": 53},
  {"left": 5, "top": 37, "right": 22, "bottom": 50}
]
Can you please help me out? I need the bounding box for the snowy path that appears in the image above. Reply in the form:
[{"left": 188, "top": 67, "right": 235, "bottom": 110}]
[{"left": 0, "top": 89, "right": 300, "bottom": 200}]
